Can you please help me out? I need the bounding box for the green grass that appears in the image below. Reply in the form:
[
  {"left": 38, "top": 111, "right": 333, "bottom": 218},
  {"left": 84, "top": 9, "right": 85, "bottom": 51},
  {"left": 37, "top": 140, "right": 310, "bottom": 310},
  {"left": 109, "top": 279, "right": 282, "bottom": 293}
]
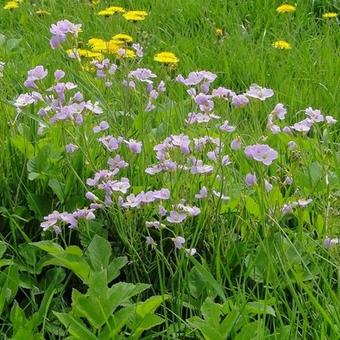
[{"left": 0, "top": 0, "right": 339, "bottom": 339}]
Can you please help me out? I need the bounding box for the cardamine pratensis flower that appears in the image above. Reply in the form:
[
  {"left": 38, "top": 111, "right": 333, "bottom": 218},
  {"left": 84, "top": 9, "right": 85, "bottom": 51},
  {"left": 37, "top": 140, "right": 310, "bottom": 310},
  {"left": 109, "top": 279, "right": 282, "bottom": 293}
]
[{"left": 50, "top": 20, "right": 82, "bottom": 49}]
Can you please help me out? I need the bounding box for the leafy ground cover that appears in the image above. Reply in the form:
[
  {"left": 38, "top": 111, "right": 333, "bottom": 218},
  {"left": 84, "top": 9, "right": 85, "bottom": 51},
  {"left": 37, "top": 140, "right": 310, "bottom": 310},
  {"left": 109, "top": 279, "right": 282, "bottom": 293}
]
[{"left": 0, "top": 0, "right": 339, "bottom": 339}]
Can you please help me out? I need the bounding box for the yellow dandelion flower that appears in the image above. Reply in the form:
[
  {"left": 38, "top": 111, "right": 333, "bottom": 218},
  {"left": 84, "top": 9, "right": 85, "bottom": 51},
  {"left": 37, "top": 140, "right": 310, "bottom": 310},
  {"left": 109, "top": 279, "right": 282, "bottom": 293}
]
[
  {"left": 154, "top": 52, "right": 179, "bottom": 64},
  {"left": 90, "top": 0, "right": 101, "bottom": 5},
  {"left": 272, "top": 40, "right": 292, "bottom": 49},
  {"left": 88, "top": 38, "right": 106, "bottom": 47},
  {"left": 4, "top": 1, "right": 19, "bottom": 10},
  {"left": 106, "top": 6, "right": 125, "bottom": 13},
  {"left": 323, "top": 12, "right": 338, "bottom": 19},
  {"left": 276, "top": 4, "right": 296, "bottom": 13},
  {"left": 67, "top": 48, "right": 103, "bottom": 59},
  {"left": 90, "top": 40, "right": 120, "bottom": 54},
  {"left": 215, "top": 28, "right": 224, "bottom": 37},
  {"left": 98, "top": 6, "right": 125, "bottom": 16},
  {"left": 123, "top": 11, "right": 148, "bottom": 21},
  {"left": 111, "top": 33, "right": 133, "bottom": 44},
  {"left": 36, "top": 9, "right": 51, "bottom": 16}
]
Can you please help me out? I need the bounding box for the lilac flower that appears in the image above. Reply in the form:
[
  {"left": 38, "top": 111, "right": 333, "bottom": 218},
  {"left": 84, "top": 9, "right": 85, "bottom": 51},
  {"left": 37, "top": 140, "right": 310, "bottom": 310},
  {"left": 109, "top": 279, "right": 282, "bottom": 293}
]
[
  {"left": 287, "top": 141, "right": 297, "bottom": 150},
  {"left": 93, "top": 121, "right": 109, "bottom": 133},
  {"left": 176, "top": 71, "right": 217, "bottom": 88},
  {"left": 245, "top": 84, "right": 274, "bottom": 101},
  {"left": 108, "top": 155, "right": 128, "bottom": 170},
  {"left": 98, "top": 135, "right": 123, "bottom": 151},
  {"left": 297, "top": 198, "right": 312, "bottom": 207},
  {"left": 323, "top": 237, "right": 339, "bottom": 248},
  {"left": 157, "top": 81, "right": 166, "bottom": 93},
  {"left": 171, "top": 134, "right": 191, "bottom": 154},
  {"left": 145, "top": 236, "right": 156, "bottom": 246},
  {"left": 244, "top": 144, "right": 278, "bottom": 165},
  {"left": 50, "top": 20, "right": 81, "bottom": 49},
  {"left": 305, "top": 107, "right": 324, "bottom": 122},
  {"left": 272, "top": 103, "right": 287, "bottom": 120},
  {"left": 158, "top": 205, "right": 167, "bottom": 216},
  {"left": 85, "top": 192, "right": 99, "bottom": 201},
  {"left": 232, "top": 94, "right": 249, "bottom": 108},
  {"left": 212, "top": 190, "right": 230, "bottom": 200},
  {"left": 175, "top": 203, "right": 201, "bottom": 216},
  {"left": 281, "top": 204, "right": 293, "bottom": 215},
  {"left": 195, "top": 186, "right": 208, "bottom": 199},
  {"left": 264, "top": 179, "right": 273, "bottom": 192},
  {"left": 86, "top": 170, "right": 117, "bottom": 187},
  {"left": 185, "top": 248, "right": 197, "bottom": 256},
  {"left": 283, "top": 176, "right": 293, "bottom": 185},
  {"left": 267, "top": 114, "right": 281, "bottom": 134},
  {"left": 292, "top": 118, "right": 314, "bottom": 132},
  {"left": 14, "top": 93, "right": 39, "bottom": 110},
  {"left": 125, "top": 139, "right": 142, "bottom": 154},
  {"left": 212, "top": 87, "right": 235, "bottom": 99},
  {"left": 222, "top": 155, "right": 232, "bottom": 166},
  {"left": 24, "top": 65, "right": 48, "bottom": 88},
  {"left": 153, "top": 188, "right": 171, "bottom": 200},
  {"left": 65, "top": 143, "right": 78, "bottom": 153},
  {"left": 166, "top": 211, "right": 187, "bottom": 224},
  {"left": 282, "top": 126, "right": 292, "bottom": 134},
  {"left": 132, "top": 43, "right": 144, "bottom": 58},
  {"left": 220, "top": 120, "right": 236, "bottom": 132},
  {"left": 145, "top": 101, "right": 156, "bottom": 112},
  {"left": 128, "top": 68, "right": 156, "bottom": 83},
  {"left": 231, "top": 137, "right": 241, "bottom": 150},
  {"left": 172, "top": 236, "right": 186, "bottom": 249},
  {"left": 325, "top": 116, "right": 337, "bottom": 125},
  {"left": 105, "top": 178, "right": 131, "bottom": 194},
  {"left": 145, "top": 221, "right": 164, "bottom": 229},
  {"left": 245, "top": 173, "right": 257, "bottom": 187},
  {"left": 54, "top": 69, "right": 65, "bottom": 81},
  {"left": 72, "top": 208, "right": 96, "bottom": 222},
  {"left": 191, "top": 160, "right": 214, "bottom": 174},
  {"left": 41, "top": 210, "right": 78, "bottom": 232},
  {"left": 186, "top": 112, "right": 212, "bottom": 124},
  {"left": 85, "top": 101, "right": 103, "bottom": 114},
  {"left": 194, "top": 93, "right": 214, "bottom": 112}
]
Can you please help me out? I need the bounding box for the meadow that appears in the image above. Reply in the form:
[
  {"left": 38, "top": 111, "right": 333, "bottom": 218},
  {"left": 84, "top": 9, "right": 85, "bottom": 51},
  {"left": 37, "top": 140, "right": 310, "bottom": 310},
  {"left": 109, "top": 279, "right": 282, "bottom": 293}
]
[{"left": 0, "top": 0, "right": 339, "bottom": 339}]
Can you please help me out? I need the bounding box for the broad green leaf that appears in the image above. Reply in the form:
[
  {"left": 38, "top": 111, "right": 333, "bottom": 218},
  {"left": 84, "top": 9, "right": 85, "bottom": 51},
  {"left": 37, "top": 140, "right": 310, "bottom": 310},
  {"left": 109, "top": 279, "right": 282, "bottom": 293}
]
[
  {"left": 246, "top": 301, "right": 276, "bottom": 317},
  {"left": 0, "top": 265, "right": 19, "bottom": 315},
  {"left": 31, "top": 241, "right": 63, "bottom": 255},
  {"left": 189, "top": 257, "right": 226, "bottom": 301},
  {"left": 86, "top": 235, "right": 111, "bottom": 272},
  {"left": 135, "top": 295, "right": 170, "bottom": 317},
  {"left": 107, "top": 256, "right": 128, "bottom": 282},
  {"left": 48, "top": 179, "right": 65, "bottom": 202},
  {"left": 11, "top": 135, "right": 34, "bottom": 158},
  {"left": 54, "top": 312, "right": 98, "bottom": 340},
  {"left": 188, "top": 316, "right": 224, "bottom": 339},
  {"left": 200, "top": 297, "right": 223, "bottom": 327},
  {"left": 131, "top": 314, "right": 165, "bottom": 339},
  {"left": 32, "top": 242, "right": 90, "bottom": 283},
  {"left": 219, "top": 309, "right": 241, "bottom": 338},
  {"left": 100, "top": 305, "right": 135, "bottom": 339},
  {"left": 245, "top": 196, "right": 261, "bottom": 218}
]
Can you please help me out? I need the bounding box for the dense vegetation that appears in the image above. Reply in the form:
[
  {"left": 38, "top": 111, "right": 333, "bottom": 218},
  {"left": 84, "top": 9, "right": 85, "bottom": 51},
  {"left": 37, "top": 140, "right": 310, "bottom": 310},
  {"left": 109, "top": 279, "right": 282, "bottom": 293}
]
[{"left": 0, "top": 0, "right": 339, "bottom": 338}]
